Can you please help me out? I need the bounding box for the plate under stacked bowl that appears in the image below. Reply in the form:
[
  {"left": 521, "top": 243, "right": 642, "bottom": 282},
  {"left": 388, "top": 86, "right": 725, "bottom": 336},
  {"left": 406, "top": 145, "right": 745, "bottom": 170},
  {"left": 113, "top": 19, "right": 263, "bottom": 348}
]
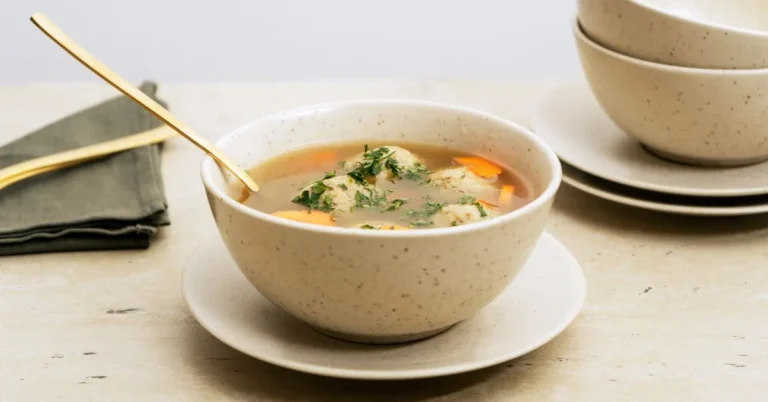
[{"left": 530, "top": 81, "right": 768, "bottom": 217}]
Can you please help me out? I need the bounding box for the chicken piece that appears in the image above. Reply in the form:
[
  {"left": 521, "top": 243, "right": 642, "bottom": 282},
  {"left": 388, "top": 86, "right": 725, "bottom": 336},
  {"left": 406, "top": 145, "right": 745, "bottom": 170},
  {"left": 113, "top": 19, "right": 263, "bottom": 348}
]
[{"left": 343, "top": 145, "right": 425, "bottom": 182}]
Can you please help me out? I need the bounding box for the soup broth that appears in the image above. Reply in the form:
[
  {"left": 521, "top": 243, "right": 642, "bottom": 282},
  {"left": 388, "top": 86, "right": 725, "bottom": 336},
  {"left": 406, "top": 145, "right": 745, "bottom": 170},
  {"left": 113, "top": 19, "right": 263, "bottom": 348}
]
[{"left": 234, "top": 141, "right": 534, "bottom": 229}]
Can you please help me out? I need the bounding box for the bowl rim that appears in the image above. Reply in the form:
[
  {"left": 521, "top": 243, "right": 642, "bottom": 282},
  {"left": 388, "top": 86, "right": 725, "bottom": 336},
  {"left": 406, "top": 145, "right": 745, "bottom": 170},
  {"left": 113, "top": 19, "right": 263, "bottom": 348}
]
[
  {"left": 628, "top": 0, "right": 768, "bottom": 38},
  {"left": 573, "top": 16, "right": 768, "bottom": 74},
  {"left": 200, "top": 98, "right": 562, "bottom": 239}
]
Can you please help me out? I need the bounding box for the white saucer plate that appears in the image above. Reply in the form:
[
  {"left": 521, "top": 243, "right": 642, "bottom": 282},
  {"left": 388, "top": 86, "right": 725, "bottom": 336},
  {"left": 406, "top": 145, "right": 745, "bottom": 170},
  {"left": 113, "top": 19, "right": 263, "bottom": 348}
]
[
  {"left": 182, "top": 232, "right": 586, "bottom": 380},
  {"left": 563, "top": 162, "right": 768, "bottom": 216},
  {"left": 531, "top": 81, "right": 768, "bottom": 197}
]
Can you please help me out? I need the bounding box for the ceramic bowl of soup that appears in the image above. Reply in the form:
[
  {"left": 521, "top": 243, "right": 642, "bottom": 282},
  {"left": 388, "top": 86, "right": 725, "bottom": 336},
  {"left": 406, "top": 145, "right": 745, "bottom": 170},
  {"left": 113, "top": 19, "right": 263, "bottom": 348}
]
[
  {"left": 578, "top": 0, "right": 768, "bottom": 69},
  {"left": 575, "top": 18, "right": 768, "bottom": 166},
  {"left": 200, "top": 99, "right": 561, "bottom": 344}
]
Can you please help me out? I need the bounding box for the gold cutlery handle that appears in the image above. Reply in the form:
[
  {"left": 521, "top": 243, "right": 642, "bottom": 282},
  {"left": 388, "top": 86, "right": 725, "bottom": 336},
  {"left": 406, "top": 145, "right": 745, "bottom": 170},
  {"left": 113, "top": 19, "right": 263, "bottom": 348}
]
[
  {"left": 30, "top": 12, "right": 259, "bottom": 192},
  {"left": 0, "top": 126, "right": 175, "bottom": 191}
]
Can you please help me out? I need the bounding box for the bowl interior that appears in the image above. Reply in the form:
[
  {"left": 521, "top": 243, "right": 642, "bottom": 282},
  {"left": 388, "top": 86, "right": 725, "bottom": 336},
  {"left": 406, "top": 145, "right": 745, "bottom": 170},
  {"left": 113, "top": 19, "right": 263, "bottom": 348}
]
[
  {"left": 638, "top": 0, "right": 768, "bottom": 32},
  {"left": 204, "top": 100, "right": 559, "bottom": 208}
]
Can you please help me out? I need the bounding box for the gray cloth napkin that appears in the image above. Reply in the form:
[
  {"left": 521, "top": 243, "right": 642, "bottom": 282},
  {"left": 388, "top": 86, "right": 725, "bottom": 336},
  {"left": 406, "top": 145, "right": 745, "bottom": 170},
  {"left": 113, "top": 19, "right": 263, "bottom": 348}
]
[{"left": 0, "top": 81, "right": 170, "bottom": 256}]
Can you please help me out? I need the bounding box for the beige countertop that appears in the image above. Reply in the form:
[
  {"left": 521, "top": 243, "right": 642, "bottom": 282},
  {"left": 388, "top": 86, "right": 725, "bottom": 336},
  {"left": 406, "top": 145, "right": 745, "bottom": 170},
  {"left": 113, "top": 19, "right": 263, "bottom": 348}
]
[{"left": 2, "top": 80, "right": 767, "bottom": 401}]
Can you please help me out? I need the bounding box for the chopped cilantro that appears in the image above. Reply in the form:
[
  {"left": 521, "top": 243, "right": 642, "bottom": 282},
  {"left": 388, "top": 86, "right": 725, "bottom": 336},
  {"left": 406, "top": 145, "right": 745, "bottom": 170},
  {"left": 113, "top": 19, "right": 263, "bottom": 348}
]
[
  {"left": 410, "top": 219, "right": 433, "bottom": 228},
  {"left": 458, "top": 194, "right": 488, "bottom": 217},
  {"left": 406, "top": 201, "right": 443, "bottom": 218},
  {"left": 386, "top": 198, "right": 409, "bottom": 211},
  {"left": 347, "top": 145, "right": 397, "bottom": 182},
  {"left": 354, "top": 188, "right": 388, "bottom": 208},
  {"left": 422, "top": 202, "right": 444, "bottom": 216},
  {"left": 291, "top": 173, "right": 336, "bottom": 212},
  {"left": 404, "top": 163, "right": 430, "bottom": 181},
  {"left": 476, "top": 202, "right": 488, "bottom": 217},
  {"left": 348, "top": 170, "right": 367, "bottom": 184},
  {"left": 451, "top": 221, "right": 459, "bottom": 226},
  {"left": 360, "top": 224, "right": 376, "bottom": 229},
  {"left": 385, "top": 157, "right": 402, "bottom": 179},
  {"left": 338, "top": 183, "right": 348, "bottom": 191},
  {"left": 292, "top": 187, "right": 334, "bottom": 212},
  {"left": 322, "top": 194, "right": 334, "bottom": 210},
  {"left": 459, "top": 195, "right": 477, "bottom": 205}
]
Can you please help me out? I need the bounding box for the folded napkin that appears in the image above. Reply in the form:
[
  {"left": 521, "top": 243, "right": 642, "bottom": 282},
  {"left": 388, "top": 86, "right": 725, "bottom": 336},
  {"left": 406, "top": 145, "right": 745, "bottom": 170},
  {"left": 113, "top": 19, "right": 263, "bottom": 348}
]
[{"left": 0, "top": 81, "right": 170, "bottom": 256}]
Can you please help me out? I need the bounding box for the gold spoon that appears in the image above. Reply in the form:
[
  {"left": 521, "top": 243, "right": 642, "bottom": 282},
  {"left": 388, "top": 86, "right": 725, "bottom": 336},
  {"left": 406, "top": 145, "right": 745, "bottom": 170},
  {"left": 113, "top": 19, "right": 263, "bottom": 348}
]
[
  {"left": 0, "top": 126, "right": 175, "bottom": 191},
  {"left": 29, "top": 12, "right": 260, "bottom": 193}
]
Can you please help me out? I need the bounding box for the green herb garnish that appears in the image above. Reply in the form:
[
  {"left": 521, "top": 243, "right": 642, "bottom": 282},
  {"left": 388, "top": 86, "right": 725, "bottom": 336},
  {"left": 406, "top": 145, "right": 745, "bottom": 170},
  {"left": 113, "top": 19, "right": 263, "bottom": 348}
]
[
  {"left": 348, "top": 170, "right": 367, "bottom": 184},
  {"left": 459, "top": 195, "right": 477, "bottom": 205},
  {"left": 458, "top": 194, "right": 488, "bottom": 217},
  {"left": 386, "top": 198, "right": 409, "bottom": 211},
  {"left": 291, "top": 172, "right": 337, "bottom": 212},
  {"left": 348, "top": 145, "right": 396, "bottom": 182},
  {"left": 354, "top": 188, "right": 388, "bottom": 208},
  {"left": 423, "top": 201, "right": 444, "bottom": 216},
  {"left": 410, "top": 219, "right": 433, "bottom": 228},
  {"left": 385, "top": 157, "right": 402, "bottom": 179},
  {"left": 406, "top": 201, "right": 443, "bottom": 218},
  {"left": 360, "top": 224, "right": 376, "bottom": 229},
  {"left": 292, "top": 187, "right": 334, "bottom": 212},
  {"left": 404, "top": 163, "right": 430, "bottom": 181},
  {"left": 338, "top": 183, "right": 348, "bottom": 191},
  {"left": 476, "top": 202, "right": 488, "bottom": 217}
]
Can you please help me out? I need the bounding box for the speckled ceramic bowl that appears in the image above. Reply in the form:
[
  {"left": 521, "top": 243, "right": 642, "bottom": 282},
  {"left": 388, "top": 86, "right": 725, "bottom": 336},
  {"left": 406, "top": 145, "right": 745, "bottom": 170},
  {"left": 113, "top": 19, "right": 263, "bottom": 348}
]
[
  {"left": 578, "top": 0, "right": 768, "bottom": 69},
  {"left": 200, "top": 100, "right": 561, "bottom": 344},
  {"left": 574, "top": 19, "right": 768, "bottom": 166}
]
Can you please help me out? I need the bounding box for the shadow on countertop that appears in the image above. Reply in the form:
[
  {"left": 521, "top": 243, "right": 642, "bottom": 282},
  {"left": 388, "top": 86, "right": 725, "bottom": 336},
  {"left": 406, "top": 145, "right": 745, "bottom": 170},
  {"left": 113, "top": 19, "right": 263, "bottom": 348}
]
[{"left": 553, "top": 184, "right": 768, "bottom": 237}]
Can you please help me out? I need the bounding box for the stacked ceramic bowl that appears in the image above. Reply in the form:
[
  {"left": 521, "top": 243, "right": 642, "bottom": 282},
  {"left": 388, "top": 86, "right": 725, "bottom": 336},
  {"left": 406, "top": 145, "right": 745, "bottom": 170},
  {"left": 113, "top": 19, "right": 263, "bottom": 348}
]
[{"left": 531, "top": 0, "right": 768, "bottom": 216}]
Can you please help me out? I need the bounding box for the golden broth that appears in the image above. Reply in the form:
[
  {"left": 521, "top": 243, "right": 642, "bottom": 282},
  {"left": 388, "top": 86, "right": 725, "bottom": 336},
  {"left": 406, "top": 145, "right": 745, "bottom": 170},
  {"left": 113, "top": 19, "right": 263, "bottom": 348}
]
[{"left": 232, "top": 141, "right": 534, "bottom": 229}]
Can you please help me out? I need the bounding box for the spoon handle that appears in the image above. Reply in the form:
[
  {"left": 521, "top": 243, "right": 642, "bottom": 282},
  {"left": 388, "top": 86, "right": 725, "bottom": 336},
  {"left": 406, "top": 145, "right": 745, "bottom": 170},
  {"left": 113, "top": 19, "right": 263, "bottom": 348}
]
[
  {"left": 29, "top": 12, "right": 259, "bottom": 192},
  {"left": 0, "top": 126, "right": 176, "bottom": 191}
]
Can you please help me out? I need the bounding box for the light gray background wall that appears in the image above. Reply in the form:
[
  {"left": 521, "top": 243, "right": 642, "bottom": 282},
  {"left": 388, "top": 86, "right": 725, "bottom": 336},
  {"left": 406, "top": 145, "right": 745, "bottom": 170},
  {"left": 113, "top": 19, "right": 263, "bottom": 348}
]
[{"left": 1, "top": 0, "right": 580, "bottom": 83}]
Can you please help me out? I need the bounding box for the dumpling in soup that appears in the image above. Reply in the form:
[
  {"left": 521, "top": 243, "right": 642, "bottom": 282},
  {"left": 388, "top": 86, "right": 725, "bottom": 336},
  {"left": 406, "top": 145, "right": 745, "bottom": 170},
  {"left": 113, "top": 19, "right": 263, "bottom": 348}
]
[
  {"left": 294, "top": 173, "right": 382, "bottom": 213},
  {"left": 427, "top": 166, "right": 497, "bottom": 197},
  {"left": 343, "top": 145, "right": 426, "bottom": 183},
  {"left": 431, "top": 201, "right": 497, "bottom": 227}
]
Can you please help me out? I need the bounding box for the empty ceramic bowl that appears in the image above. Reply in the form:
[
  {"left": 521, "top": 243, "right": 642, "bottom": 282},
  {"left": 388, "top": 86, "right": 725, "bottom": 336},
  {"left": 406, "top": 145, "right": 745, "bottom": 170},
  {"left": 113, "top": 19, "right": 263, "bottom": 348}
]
[
  {"left": 578, "top": 0, "right": 768, "bottom": 69},
  {"left": 200, "top": 100, "right": 562, "bottom": 344},
  {"left": 574, "top": 18, "right": 768, "bottom": 166}
]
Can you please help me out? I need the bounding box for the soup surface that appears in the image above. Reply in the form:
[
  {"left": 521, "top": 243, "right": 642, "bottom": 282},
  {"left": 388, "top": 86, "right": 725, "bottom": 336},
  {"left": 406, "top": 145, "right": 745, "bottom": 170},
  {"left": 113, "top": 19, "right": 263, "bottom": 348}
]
[{"left": 234, "top": 141, "right": 534, "bottom": 229}]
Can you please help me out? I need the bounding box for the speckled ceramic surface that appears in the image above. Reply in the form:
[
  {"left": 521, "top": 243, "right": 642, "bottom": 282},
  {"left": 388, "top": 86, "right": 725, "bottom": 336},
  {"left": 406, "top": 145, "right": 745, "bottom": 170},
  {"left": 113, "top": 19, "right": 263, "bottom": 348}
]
[
  {"left": 531, "top": 81, "right": 768, "bottom": 197},
  {"left": 200, "top": 100, "right": 562, "bottom": 344},
  {"left": 562, "top": 162, "right": 768, "bottom": 216},
  {"left": 574, "top": 19, "right": 768, "bottom": 167},
  {"left": 182, "top": 232, "right": 586, "bottom": 380},
  {"left": 578, "top": 0, "right": 768, "bottom": 69}
]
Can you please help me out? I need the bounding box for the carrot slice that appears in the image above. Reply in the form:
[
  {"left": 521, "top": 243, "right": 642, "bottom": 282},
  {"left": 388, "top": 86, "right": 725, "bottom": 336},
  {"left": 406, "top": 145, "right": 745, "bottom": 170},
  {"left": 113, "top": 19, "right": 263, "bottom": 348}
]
[
  {"left": 293, "top": 150, "right": 340, "bottom": 173},
  {"left": 499, "top": 184, "right": 515, "bottom": 206},
  {"left": 453, "top": 156, "right": 502, "bottom": 178},
  {"left": 309, "top": 150, "right": 339, "bottom": 167},
  {"left": 272, "top": 210, "right": 335, "bottom": 226},
  {"left": 477, "top": 199, "right": 497, "bottom": 209}
]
